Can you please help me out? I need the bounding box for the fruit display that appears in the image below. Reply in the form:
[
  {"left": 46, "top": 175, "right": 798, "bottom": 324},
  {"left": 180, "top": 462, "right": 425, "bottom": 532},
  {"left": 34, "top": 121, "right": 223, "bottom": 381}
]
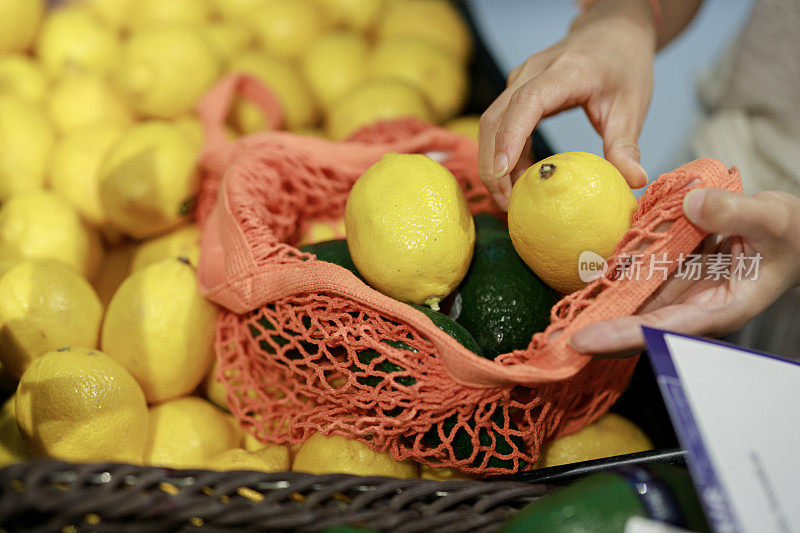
[{"left": 0, "top": 0, "right": 652, "bottom": 484}]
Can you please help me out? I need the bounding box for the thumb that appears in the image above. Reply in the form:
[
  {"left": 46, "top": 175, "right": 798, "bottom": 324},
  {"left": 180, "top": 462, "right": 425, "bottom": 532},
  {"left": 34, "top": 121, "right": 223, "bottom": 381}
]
[
  {"left": 683, "top": 188, "right": 774, "bottom": 240},
  {"left": 602, "top": 108, "right": 647, "bottom": 189}
]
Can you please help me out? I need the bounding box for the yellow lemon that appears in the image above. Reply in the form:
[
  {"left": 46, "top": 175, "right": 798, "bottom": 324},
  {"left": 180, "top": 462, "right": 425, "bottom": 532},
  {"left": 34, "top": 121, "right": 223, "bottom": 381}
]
[
  {"left": 0, "top": 396, "right": 32, "bottom": 467},
  {"left": 205, "top": 21, "right": 254, "bottom": 65},
  {"left": 207, "top": 446, "right": 290, "bottom": 472},
  {"left": 0, "top": 94, "right": 54, "bottom": 202},
  {"left": 0, "top": 259, "right": 102, "bottom": 379},
  {"left": 0, "top": 55, "right": 48, "bottom": 103},
  {"left": 82, "top": 0, "right": 136, "bottom": 31},
  {"left": 377, "top": 0, "right": 471, "bottom": 61},
  {"left": 293, "top": 433, "right": 418, "bottom": 478},
  {"left": 128, "top": 0, "right": 213, "bottom": 29},
  {"left": 101, "top": 258, "right": 217, "bottom": 403},
  {"left": 48, "top": 124, "right": 126, "bottom": 227},
  {"left": 0, "top": 0, "right": 44, "bottom": 54},
  {"left": 242, "top": 431, "right": 268, "bottom": 452},
  {"left": 444, "top": 115, "right": 480, "bottom": 142},
  {"left": 301, "top": 31, "right": 368, "bottom": 109},
  {"left": 0, "top": 191, "right": 104, "bottom": 280},
  {"left": 16, "top": 346, "right": 149, "bottom": 463},
  {"left": 326, "top": 79, "right": 431, "bottom": 140},
  {"left": 229, "top": 51, "right": 317, "bottom": 133},
  {"left": 210, "top": 0, "right": 266, "bottom": 21},
  {"left": 99, "top": 120, "right": 200, "bottom": 239},
  {"left": 131, "top": 225, "right": 201, "bottom": 272},
  {"left": 311, "top": 0, "right": 386, "bottom": 33},
  {"left": 36, "top": 6, "right": 119, "bottom": 77},
  {"left": 248, "top": 0, "right": 325, "bottom": 60},
  {"left": 508, "top": 152, "right": 638, "bottom": 294},
  {"left": 368, "top": 38, "right": 467, "bottom": 121},
  {"left": 47, "top": 70, "right": 133, "bottom": 134},
  {"left": 297, "top": 217, "right": 346, "bottom": 246},
  {"left": 535, "top": 414, "right": 653, "bottom": 468},
  {"left": 116, "top": 25, "right": 220, "bottom": 119},
  {"left": 346, "top": 153, "right": 474, "bottom": 308},
  {"left": 143, "top": 396, "right": 241, "bottom": 469},
  {"left": 202, "top": 357, "right": 261, "bottom": 412},
  {"left": 419, "top": 465, "right": 475, "bottom": 481},
  {"left": 92, "top": 243, "right": 136, "bottom": 307}
]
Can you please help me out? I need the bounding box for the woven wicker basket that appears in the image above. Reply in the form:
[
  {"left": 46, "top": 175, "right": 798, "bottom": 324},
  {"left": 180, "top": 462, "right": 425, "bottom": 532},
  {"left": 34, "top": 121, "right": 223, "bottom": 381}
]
[{"left": 0, "top": 461, "right": 552, "bottom": 532}]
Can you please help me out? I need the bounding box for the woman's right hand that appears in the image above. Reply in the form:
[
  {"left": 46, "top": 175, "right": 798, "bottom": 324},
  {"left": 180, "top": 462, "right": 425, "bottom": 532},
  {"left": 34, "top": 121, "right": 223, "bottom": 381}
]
[{"left": 479, "top": 0, "right": 659, "bottom": 209}]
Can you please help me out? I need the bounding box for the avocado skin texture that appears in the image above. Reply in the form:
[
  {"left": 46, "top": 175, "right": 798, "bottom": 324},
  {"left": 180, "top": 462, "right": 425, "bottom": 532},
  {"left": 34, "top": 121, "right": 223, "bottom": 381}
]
[
  {"left": 299, "top": 239, "right": 362, "bottom": 279},
  {"left": 410, "top": 304, "right": 483, "bottom": 357},
  {"left": 456, "top": 230, "right": 558, "bottom": 360},
  {"left": 422, "top": 410, "right": 528, "bottom": 470}
]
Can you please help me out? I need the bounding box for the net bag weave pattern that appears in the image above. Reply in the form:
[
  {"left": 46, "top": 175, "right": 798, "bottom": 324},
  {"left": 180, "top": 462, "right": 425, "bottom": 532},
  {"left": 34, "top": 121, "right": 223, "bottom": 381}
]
[{"left": 195, "top": 75, "right": 743, "bottom": 474}]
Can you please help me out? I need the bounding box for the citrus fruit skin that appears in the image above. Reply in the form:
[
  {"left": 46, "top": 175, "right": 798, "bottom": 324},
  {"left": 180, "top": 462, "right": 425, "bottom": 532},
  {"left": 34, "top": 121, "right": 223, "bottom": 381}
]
[
  {"left": 346, "top": 153, "right": 474, "bottom": 307},
  {"left": 326, "top": 79, "right": 431, "bottom": 140},
  {"left": 209, "top": 0, "right": 264, "bottom": 22},
  {"left": 0, "top": 259, "right": 103, "bottom": 379},
  {"left": 15, "top": 346, "right": 149, "bottom": 464},
  {"left": 535, "top": 413, "right": 653, "bottom": 468},
  {"left": 204, "top": 21, "right": 253, "bottom": 64},
  {"left": 377, "top": 0, "right": 471, "bottom": 61},
  {"left": 128, "top": 0, "right": 212, "bottom": 29},
  {"left": 99, "top": 120, "right": 199, "bottom": 239},
  {"left": 248, "top": 0, "right": 325, "bottom": 61},
  {"left": 101, "top": 258, "right": 217, "bottom": 403},
  {"left": 0, "top": 55, "right": 47, "bottom": 103},
  {"left": 115, "top": 25, "right": 220, "bottom": 119},
  {"left": 444, "top": 115, "right": 480, "bottom": 142},
  {"left": 207, "top": 446, "right": 290, "bottom": 472},
  {"left": 47, "top": 71, "right": 133, "bottom": 134},
  {"left": 228, "top": 51, "right": 317, "bottom": 133},
  {"left": 300, "top": 30, "right": 368, "bottom": 109},
  {"left": 0, "top": 395, "right": 31, "bottom": 467},
  {"left": 35, "top": 6, "right": 119, "bottom": 77},
  {"left": 131, "top": 224, "right": 200, "bottom": 272},
  {"left": 0, "top": 0, "right": 44, "bottom": 54},
  {"left": 82, "top": 0, "right": 135, "bottom": 30},
  {"left": 92, "top": 243, "right": 136, "bottom": 307},
  {"left": 368, "top": 38, "right": 467, "bottom": 121},
  {"left": 0, "top": 191, "right": 104, "bottom": 280},
  {"left": 508, "top": 152, "right": 638, "bottom": 294},
  {"left": 143, "top": 396, "right": 241, "bottom": 469},
  {"left": 0, "top": 94, "right": 54, "bottom": 202},
  {"left": 49, "top": 124, "right": 125, "bottom": 227},
  {"left": 311, "top": 0, "right": 386, "bottom": 33},
  {"left": 293, "top": 433, "right": 418, "bottom": 478}
]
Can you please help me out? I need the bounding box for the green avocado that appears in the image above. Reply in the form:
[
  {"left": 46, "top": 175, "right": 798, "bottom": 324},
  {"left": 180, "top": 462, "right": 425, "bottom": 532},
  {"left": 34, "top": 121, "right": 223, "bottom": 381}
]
[
  {"left": 455, "top": 231, "right": 558, "bottom": 360},
  {"left": 473, "top": 212, "right": 508, "bottom": 234},
  {"left": 299, "top": 239, "right": 362, "bottom": 279},
  {"left": 422, "top": 409, "right": 528, "bottom": 470},
  {"left": 410, "top": 304, "right": 483, "bottom": 357}
]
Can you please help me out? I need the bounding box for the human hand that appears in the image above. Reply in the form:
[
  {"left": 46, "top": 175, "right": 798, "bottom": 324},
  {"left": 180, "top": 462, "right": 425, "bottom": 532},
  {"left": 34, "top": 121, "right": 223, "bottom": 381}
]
[
  {"left": 570, "top": 189, "right": 800, "bottom": 357},
  {"left": 479, "top": 0, "right": 658, "bottom": 209}
]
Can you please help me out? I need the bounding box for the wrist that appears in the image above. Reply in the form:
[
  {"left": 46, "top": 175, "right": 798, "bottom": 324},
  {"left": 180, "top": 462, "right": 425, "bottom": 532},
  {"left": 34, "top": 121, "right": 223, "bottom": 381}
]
[{"left": 571, "top": 0, "right": 659, "bottom": 44}]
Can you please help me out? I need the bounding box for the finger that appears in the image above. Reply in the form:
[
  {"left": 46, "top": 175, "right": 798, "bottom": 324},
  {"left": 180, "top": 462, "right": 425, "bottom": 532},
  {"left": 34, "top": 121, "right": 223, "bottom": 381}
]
[
  {"left": 601, "top": 100, "right": 647, "bottom": 188},
  {"left": 683, "top": 189, "right": 788, "bottom": 241},
  {"left": 494, "top": 70, "right": 588, "bottom": 186},
  {"left": 569, "top": 304, "right": 720, "bottom": 356},
  {"left": 509, "top": 136, "right": 534, "bottom": 185},
  {"left": 478, "top": 98, "right": 513, "bottom": 210}
]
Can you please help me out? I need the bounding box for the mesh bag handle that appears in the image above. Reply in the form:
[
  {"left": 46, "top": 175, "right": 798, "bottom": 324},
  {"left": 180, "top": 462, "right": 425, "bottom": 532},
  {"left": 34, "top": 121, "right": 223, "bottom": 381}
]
[{"left": 195, "top": 75, "right": 743, "bottom": 390}]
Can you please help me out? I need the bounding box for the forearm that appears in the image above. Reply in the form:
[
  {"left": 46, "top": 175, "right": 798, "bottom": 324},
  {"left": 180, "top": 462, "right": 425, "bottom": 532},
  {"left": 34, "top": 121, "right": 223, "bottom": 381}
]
[
  {"left": 657, "top": 0, "right": 704, "bottom": 49},
  {"left": 572, "top": 0, "right": 703, "bottom": 50}
]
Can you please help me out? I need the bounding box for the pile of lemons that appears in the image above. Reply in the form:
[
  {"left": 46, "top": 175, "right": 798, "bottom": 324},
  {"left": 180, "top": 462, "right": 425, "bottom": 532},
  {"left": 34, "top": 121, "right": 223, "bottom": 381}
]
[{"left": 0, "top": 0, "right": 648, "bottom": 479}]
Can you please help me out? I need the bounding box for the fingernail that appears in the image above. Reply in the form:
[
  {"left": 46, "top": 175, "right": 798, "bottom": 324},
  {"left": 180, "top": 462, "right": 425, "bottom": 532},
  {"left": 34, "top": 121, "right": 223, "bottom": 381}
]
[
  {"left": 494, "top": 152, "right": 509, "bottom": 178},
  {"left": 568, "top": 326, "right": 598, "bottom": 354},
  {"left": 636, "top": 163, "right": 648, "bottom": 185},
  {"left": 683, "top": 189, "right": 706, "bottom": 222}
]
